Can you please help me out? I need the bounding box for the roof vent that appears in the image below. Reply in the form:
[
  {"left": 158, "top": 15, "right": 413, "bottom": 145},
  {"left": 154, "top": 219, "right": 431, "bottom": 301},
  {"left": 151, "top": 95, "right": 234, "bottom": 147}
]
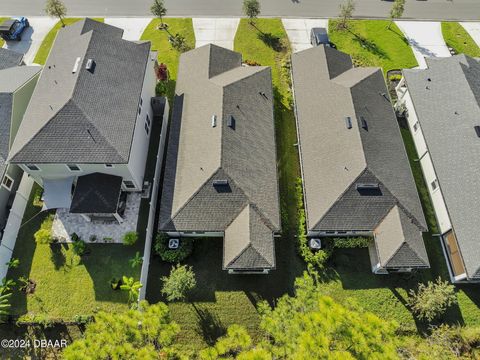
[
  {"left": 85, "top": 58, "right": 95, "bottom": 71},
  {"left": 72, "top": 57, "right": 81, "bottom": 73},
  {"left": 345, "top": 116, "right": 352, "bottom": 129},
  {"left": 356, "top": 183, "right": 379, "bottom": 190},
  {"left": 360, "top": 116, "right": 368, "bottom": 130},
  {"left": 211, "top": 115, "right": 217, "bottom": 127},
  {"left": 213, "top": 179, "right": 229, "bottom": 186},
  {"left": 227, "top": 115, "right": 235, "bottom": 129},
  {"left": 474, "top": 126, "right": 480, "bottom": 138}
]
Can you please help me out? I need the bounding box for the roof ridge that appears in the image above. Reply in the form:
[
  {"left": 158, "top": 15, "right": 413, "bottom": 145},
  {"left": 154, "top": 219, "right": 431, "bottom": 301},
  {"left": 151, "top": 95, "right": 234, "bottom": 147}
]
[
  {"left": 384, "top": 241, "right": 428, "bottom": 268},
  {"left": 225, "top": 243, "right": 270, "bottom": 268}
]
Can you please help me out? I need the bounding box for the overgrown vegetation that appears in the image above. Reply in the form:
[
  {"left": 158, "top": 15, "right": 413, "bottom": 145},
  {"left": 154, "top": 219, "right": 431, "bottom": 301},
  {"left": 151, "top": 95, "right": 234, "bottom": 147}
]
[
  {"left": 441, "top": 22, "right": 480, "bottom": 57},
  {"left": 154, "top": 233, "right": 194, "bottom": 263},
  {"left": 34, "top": 214, "right": 54, "bottom": 244},
  {"left": 161, "top": 264, "right": 197, "bottom": 302}
]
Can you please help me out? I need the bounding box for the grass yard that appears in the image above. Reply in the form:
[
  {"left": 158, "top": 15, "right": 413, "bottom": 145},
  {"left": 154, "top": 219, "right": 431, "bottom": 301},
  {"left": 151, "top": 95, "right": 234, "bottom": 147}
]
[
  {"left": 442, "top": 22, "right": 480, "bottom": 57},
  {"left": 329, "top": 20, "right": 418, "bottom": 73},
  {"left": 33, "top": 18, "right": 104, "bottom": 65},
  {"left": 0, "top": 18, "right": 8, "bottom": 48},
  {"left": 145, "top": 18, "right": 306, "bottom": 353},
  {"left": 140, "top": 18, "right": 195, "bottom": 102}
]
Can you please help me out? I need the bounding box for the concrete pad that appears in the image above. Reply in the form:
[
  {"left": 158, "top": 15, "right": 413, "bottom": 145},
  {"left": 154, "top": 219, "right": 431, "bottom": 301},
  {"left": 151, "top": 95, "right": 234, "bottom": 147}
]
[
  {"left": 104, "top": 17, "right": 152, "bottom": 41},
  {"left": 460, "top": 22, "right": 480, "bottom": 48},
  {"left": 282, "top": 18, "right": 328, "bottom": 53},
  {"left": 2, "top": 17, "right": 57, "bottom": 65},
  {"left": 395, "top": 21, "right": 451, "bottom": 69},
  {"left": 193, "top": 18, "right": 240, "bottom": 50}
]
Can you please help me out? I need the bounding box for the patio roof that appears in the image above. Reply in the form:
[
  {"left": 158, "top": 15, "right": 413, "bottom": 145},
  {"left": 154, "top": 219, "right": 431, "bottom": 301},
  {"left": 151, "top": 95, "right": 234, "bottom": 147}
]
[
  {"left": 42, "top": 177, "right": 74, "bottom": 210},
  {"left": 70, "top": 173, "right": 122, "bottom": 214}
]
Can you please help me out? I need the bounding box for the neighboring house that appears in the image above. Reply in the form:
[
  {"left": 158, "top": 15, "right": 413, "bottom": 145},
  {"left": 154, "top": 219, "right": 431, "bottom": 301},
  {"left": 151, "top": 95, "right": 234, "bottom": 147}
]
[
  {"left": 0, "top": 48, "right": 41, "bottom": 235},
  {"left": 396, "top": 55, "right": 480, "bottom": 283},
  {"left": 7, "top": 18, "right": 161, "bottom": 225},
  {"left": 291, "top": 46, "right": 429, "bottom": 274},
  {"left": 159, "top": 44, "right": 281, "bottom": 274}
]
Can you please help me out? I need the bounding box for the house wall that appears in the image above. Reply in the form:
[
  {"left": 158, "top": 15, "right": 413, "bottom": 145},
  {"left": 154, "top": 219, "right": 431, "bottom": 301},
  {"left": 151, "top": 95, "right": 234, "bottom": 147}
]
[
  {"left": 127, "top": 54, "right": 157, "bottom": 190},
  {"left": 0, "top": 165, "right": 22, "bottom": 230}
]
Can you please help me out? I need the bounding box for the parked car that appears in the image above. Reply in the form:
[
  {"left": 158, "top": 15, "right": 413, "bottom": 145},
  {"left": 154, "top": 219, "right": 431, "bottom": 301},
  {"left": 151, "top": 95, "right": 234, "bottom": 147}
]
[
  {"left": 310, "top": 27, "right": 334, "bottom": 47},
  {"left": 0, "top": 17, "right": 29, "bottom": 42}
]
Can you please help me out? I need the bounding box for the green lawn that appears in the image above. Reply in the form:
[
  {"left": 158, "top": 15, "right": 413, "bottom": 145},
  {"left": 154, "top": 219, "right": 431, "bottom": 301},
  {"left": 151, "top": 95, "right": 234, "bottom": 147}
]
[
  {"left": 33, "top": 18, "right": 104, "bottom": 65},
  {"left": 145, "top": 18, "right": 305, "bottom": 353},
  {"left": 0, "top": 18, "right": 8, "bottom": 48},
  {"left": 328, "top": 20, "right": 418, "bottom": 73},
  {"left": 442, "top": 22, "right": 480, "bottom": 57}
]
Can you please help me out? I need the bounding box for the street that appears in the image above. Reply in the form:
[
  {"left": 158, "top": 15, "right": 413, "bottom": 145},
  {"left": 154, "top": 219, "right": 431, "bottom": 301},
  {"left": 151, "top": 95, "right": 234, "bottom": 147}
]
[{"left": 1, "top": 0, "right": 480, "bottom": 20}]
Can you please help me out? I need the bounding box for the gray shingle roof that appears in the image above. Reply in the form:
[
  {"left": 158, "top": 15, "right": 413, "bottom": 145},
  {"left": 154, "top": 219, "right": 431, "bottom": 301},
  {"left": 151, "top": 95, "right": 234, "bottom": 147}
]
[
  {"left": 292, "top": 45, "right": 427, "bottom": 267},
  {"left": 403, "top": 55, "right": 480, "bottom": 280},
  {"left": 8, "top": 18, "right": 152, "bottom": 164},
  {"left": 0, "top": 48, "right": 23, "bottom": 70},
  {"left": 159, "top": 44, "right": 280, "bottom": 270}
]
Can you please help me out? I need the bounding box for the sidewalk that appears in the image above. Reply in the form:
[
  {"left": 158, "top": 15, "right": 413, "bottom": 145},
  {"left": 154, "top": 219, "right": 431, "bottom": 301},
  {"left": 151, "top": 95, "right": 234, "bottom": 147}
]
[
  {"left": 193, "top": 18, "right": 240, "bottom": 50},
  {"left": 460, "top": 22, "right": 480, "bottom": 48},
  {"left": 282, "top": 19, "right": 328, "bottom": 53},
  {"left": 104, "top": 17, "right": 152, "bottom": 41}
]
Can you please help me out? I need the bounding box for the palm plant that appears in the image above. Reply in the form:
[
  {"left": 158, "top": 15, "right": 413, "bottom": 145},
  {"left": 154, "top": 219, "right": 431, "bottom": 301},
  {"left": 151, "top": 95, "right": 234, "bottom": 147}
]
[
  {"left": 120, "top": 276, "right": 142, "bottom": 304},
  {"left": 129, "top": 252, "right": 143, "bottom": 269}
]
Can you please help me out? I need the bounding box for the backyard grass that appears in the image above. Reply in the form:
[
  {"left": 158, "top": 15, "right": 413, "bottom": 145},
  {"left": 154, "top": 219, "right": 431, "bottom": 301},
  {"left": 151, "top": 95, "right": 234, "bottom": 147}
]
[
  {"left": 328, "top": 20, "right": 418, "bottom": 73},
  {"left": 0, "top": 18, "right": 8, "bottom": 48},
  {"left": 145, "top": 18, "right": 306, "bottom": 353},
  {"left": 442, "top": 22, "right": 480, "bottom": 57},
  {"left": 33, "top": 18, "right": 104, "bottom": 65}
]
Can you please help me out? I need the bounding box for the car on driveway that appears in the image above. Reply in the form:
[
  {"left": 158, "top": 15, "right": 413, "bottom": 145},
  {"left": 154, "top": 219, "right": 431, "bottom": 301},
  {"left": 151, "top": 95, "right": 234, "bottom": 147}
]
[
  {"left": 310, "top": 27, "right": 334, "bottom": 47},
  {"left": 0, "top": 17, "right": 29, "bottom": 42}
]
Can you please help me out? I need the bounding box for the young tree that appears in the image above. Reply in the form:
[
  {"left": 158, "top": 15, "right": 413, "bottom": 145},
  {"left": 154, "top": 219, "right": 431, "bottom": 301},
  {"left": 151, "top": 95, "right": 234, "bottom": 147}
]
[
  {"left": 243, "top": 0, "right": 261, "bottom": 25},
  {"left": 151, "top": 0, "right": 167, "bottom": 29},
  {"left": 120, "top": 276, "right": 142, "bottom": 304},
  {"left": 45, "top": 0, "right": 67, "bottom": 27},
  {"left": 161, "top": 264, "right": 196, "bottom": 302},
  {"left": 63, "top": 301, "right": 181, "bottom": 359},
  {"left": 407, "top": 277, "right": 457, "bottom": 322},
  {"left": 388, "top": 0, "right": 405, "bottom": 29},
  {"left": 168, "top": 33, "right": 190, "bottom": 52},
  {"left": 338, "top": 0, "right": 355, "bottom": 30}
]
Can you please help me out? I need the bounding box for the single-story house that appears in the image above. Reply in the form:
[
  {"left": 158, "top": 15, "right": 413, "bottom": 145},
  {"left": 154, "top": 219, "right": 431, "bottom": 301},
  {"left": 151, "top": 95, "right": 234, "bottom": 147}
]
[
  {"left": 159, "top": 44, "right": 281, "bottom": 274},
  {"left": 7, "top": 18, "right": 164, "bottom": 227},
  {"left": 291, "top": 45, "right": 429, "bottom": 274},
  {"left": 396, "top": 55, "right": 480, "bottom": 283},
  {"left": 0, "top": 48, "right": 41, "bottom": 235}
]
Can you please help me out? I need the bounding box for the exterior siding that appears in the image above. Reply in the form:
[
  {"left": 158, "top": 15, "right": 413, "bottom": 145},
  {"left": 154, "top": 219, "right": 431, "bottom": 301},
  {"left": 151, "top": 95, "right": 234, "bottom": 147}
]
[{"left": 0, "top": 165, "right": 22, "bottom": 230}]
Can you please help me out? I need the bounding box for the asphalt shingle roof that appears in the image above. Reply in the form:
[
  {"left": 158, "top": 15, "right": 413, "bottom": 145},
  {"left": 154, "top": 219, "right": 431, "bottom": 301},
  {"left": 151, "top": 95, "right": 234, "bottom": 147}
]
[
  {"left": 159, "top": 44, "right": 280, "bottom": 270},
  {"left": 0, "top": 48, "right": 23, "bottom": 70},
  {"left": 403, "top": 55, "right": 480, "bottom": 279},
  {"left": 8, "top": 18, "right": 152, "bottom": 164}
]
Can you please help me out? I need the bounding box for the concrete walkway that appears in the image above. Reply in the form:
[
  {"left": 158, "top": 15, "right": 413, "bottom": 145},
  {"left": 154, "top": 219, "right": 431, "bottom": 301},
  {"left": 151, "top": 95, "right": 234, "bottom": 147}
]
[
  {"left": 104, "top": 17, "right": 152, "bottom": 40},
  {"left": 2, "top": 17, "right": 57, "bottom": 65},
  {"left": 282, "top": 19, "right": 328, "bottom": 53},
  {"left": 395, "top": 21, "right": 451, "bottom": 69},
  {"left": 460, "top": 22, "right": 480, "bottom": 48},
  {"left": 192, "top": 18, "right": 240, "bottom": 50}
]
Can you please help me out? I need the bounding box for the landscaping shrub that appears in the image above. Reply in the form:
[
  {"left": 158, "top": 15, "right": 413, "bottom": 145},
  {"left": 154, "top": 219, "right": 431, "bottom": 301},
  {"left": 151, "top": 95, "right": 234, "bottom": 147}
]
[
  {"left": 244, "top": 59, "right": 261, "bottom": 66},
  {"left": 155, "top": 80, "right": 168, "bottom": 97},
  {"left": 72, "top": 239, "right": 87, "bottom": 257},
  {"left": 154, "top": 233, "right": 194, "bottom": 263},
  {"left": 122, "top": 231, "right": 138, "bottom": 246},
  {"left": 161, "top": 264, "right": 196, "bottom": 302},
  {"left": 333, "top": 237, "right": 371, "bottom": 249},
  {"left": 388, "top": 74, "right": 402, "bottom": 82},
  {"left": 34, "top": 214, "right": 54, "bottom": 244}
]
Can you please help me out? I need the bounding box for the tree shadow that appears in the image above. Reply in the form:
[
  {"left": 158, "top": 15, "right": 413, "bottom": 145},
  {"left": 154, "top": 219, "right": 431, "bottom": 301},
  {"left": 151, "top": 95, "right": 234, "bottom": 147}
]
[
  {"left": 257, "top": 32, "right": 284, "bottom": 52},
  {"left": 49, "top": 243, "right": 67, "bottom": 270},
  {"left": 192, "top": 303, "right": 226, "bottom": 345},
  {"left": 351, "top": 33, "right": 390, "bottom": 60}
]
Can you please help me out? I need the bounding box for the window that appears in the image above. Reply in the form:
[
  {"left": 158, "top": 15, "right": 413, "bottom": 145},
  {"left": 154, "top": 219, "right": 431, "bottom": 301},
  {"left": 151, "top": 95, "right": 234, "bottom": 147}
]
[
  {"left": 66, "top": 164, "right": 81, "bottom": 171},
  {"left": 123, "top": 180, "right": 135, "bottom": 189},
  {"left": 138, "top": 105, "right": 141, "bottom": 115},
  {"left": 26, "top": 164, "right": 40, "bottom": 171},
  {"left": 2, "top": 175, "right": 14, "bottom": 191},
  {"left": 144, "top": 122, "right": 149, "bottom": 135},
  {"left": 146, "top": 114, "right": 151, "bottom": 126},
  {"left": 413, "top": 121, "right": 420, "bottom": 132},
  {"left": 104, "top": 164, "right": 114, "bottom": 168},
  {"left": 140, "top": 98, "right": 143, "bottom": 106},
  {"left": 431, "top": 179, "right": 439, "bottom": 191}
]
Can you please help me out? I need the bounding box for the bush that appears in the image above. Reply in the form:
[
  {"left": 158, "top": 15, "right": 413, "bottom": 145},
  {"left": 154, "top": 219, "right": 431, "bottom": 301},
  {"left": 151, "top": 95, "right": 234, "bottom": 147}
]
[
  {"left": 34, "top": 215, "right": 54, "bottom": 244},
  {"left": 388, "top": 74, "right": 402, "bottom": 82},
  {"left": 154, "top": 233, "right": 194, "bottom": 263},
  {"left": 407, "top": 277, "right": 457, "bottom": 322},
  {"left": 244, "top": 59, "right": 261, "bottom": 66},
  {"left": 161, "top": 264, "right": 196, "bottom": 302},
  {"left": 155, "top": 81, "right": 168, "bottom": 97},
  {"left": 72, "top": 239, "right": 87, "bottom": 256},
  {"left": 333, "top": 237, "right": 371, "bottom": 249},
  {"left": 123, "top": 231, "right": 138, "bottom": 246}
]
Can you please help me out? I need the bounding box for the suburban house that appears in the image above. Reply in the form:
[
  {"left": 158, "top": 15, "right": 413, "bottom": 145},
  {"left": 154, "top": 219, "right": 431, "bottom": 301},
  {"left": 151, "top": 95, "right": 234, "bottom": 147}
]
[
  {"left": 291, "top": 45, "right": 429, "bottom": 274},
  {"left": 396, "top": 55, "right": 480, "bottom": 283},
  {"left": 159, "top": 44, "right": 281, "bottom": 274},
  {"left": 7, "top": 19, "right": 163, "bottom": 240},
  {"left": 0, "top": 48, "right": 41, "bottom": 235}
]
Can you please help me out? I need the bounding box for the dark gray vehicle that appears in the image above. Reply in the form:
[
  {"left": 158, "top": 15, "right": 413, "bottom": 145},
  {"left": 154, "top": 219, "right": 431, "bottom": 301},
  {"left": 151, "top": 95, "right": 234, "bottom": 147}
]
[{"left": 310, "top": 27, "right": 332, "bottom": 47}]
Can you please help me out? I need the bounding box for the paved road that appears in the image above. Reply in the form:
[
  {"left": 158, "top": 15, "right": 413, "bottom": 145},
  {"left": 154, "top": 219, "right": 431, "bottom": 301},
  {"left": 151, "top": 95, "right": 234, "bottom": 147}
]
[{"left": 2, "top": 0, "right": 480, "bottom": 20}]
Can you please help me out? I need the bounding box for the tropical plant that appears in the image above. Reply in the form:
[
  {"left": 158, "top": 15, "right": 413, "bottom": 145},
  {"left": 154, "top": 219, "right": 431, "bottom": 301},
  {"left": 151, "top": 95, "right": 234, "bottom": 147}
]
[
  {"left": 0, "top": 291, "right": 11, "bottom": 317},
  {"left": 338, "top": 0, "right": 355, "bottom": 30},
  {"left": 154, "top": 233, "right": 194, "bottom": 263},
  {"left": 44, "top": 0, "right": 67, "bottom": 26},
  {"left": 5, "top": 258, "right": 20, "bottom": 269},
  {"left": 407, "top": 277, "right": 457, "bottom": 322},
  {"left": 243, "top": 0, "right": 261, "bottom": 24},
  {"left": 151, "top": 0, "right": 167, "bottom": 28},
  {"left": 122, "top": 231, "right": 138, "bottom": 246},
  {"left": 120, "top": 276, "right": 142, "bottom": 304},
  {"left": 161, "top": 264, "right": 196, "bottom": 302},
  {"left": 129, "top": 252, "right": 143, "bottom": 268},
  {"left": 1, "top": 278, "right": 15, "bottom": 292}
]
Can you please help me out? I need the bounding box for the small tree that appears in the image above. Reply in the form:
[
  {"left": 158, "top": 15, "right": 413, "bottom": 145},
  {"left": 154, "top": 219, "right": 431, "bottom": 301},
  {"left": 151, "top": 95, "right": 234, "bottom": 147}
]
[
  {"left": 151, "top": 0, "right": 167, "bottom": 29},
  {"left": 161, "top": 264, "right": 196, "bottom": 302},
  {"left": 120, "top": 276, "right": 142, "bottom": 304},
  {"left": 243, "top": 0, "right": 261, "bottom": 25},
  {"left": 45, "top": 0, "right": 67, "bottom": 27},
  {"left": 129, "top": 252, "right": 143, "bottom": 268},
  {"left": 168, "top": 33, "right": 190, "bottom": 52},
  {"left": 34, "top": 228, "right": 53, "bottom": 244},
  {"left": 388, "top": 0, "right": 405, "bottom": 29},
  {"left": 123, "top": 231, "right": 138, "bottom": 246},
  {"left": 338, "top": 0, "right": 355, "bottom": 30},
  {"left": 407, "top": 277, "right": 457, "bottom": 322}
]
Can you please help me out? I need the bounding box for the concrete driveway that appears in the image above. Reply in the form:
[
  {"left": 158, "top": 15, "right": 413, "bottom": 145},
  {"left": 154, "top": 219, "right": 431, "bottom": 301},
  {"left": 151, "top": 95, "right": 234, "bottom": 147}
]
[
  {"left": 395, "top": 21, "right": 451, "bottom": 69},
  {"left": 282, "top": 19, "right": 328, "bottom": 53},
  {"left": 192, "top": 18, "right": 240, "bottom": 50},
  {"left": 2, "top": 17, "right": 57, "bottom": 65},
  {"left": 460, "top": 22, "right": 480, "bottom": 48},
  {"left": 104, "top": 17, "right": 152, "bottom": 40}
]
